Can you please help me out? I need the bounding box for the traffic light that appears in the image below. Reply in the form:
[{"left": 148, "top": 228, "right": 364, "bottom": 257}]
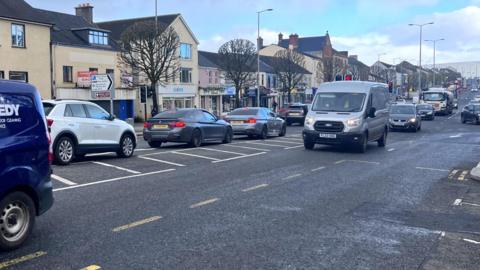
[
  {"left": 344, "top": 74, "right": 352, "bottom": 81},
  {"left": 335, "top": 74, "right": 343, "bottom": 81},
  {"left": 139, "top": 86, "right": 154, "bottom": 103},
  {"left": 388, "top": 82, "right": 393, "bottom": 93}
]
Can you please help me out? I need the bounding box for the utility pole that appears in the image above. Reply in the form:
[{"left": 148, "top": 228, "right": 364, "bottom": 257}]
[
  {"left": 256, "top": 8, "right": 273, "bottom": 108},
  {"left": 409, "top": 22, "right": 434, "bottom": 91},
  {"left": 425, "top": 38, "right": 444, "bottom": 86}
]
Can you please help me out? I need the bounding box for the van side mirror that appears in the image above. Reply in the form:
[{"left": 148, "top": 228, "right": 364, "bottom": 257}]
[{"left": 368, "top": 107, "right": 376, "bottom": 118}]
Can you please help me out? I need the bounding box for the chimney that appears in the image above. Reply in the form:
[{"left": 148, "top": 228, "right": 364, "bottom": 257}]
[
  {"left": 257, "top": 37, "right": 264, "bottom": 51},
  {"left": 288, "top": 33, "right": 299, "bottom": 50},
  {"left": 349, "top": 55, "right": 358, "bottom": 60},
  {"left": 278, "top": 33, "right": 283, "bottom": 44},
  {"left": 75, "top": 3, "right": 93, "bottom": 24}
]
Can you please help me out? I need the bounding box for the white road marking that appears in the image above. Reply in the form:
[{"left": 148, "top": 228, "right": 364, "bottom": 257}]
[
  {"left": 463, "top": 238, "right": 480, "bottom": 245},
  {"left": 242, "top": 184, "right": 269, "bottom": 192},
  {"left": 453, "top": 199, "right": 462, "bottom": 206},
  {"left": 335, "top": 160, "right": 346, "bottom": 164},
  {"left": 274, "top": 137, "right": 304, "bottom": 142},
  {"left": 311, "top": 166, "right": 326, "bottom": 172},
  {"left": 189, "top": 198, "right": 219, "bottom": 208},
  {"left": 200, "top": 147, "right": 248, "bottom": 156},
  {"left": 138, "top": 156, "right": 186, "bottom": 167},
  {"left": 449, "top": 134, "right": 462, "bottom": 138},
  {"left": 345, "top": 160, "right": 380, "bottom": 165},
  {"left": 86, "top": 152, "right": 115, "bottom": 157},
  {"left": 51, "top": 174, "right": 77, "bottom": 186},
  {"left": 448, "top": 169, "right": 459, "bottom": 179},
  {"left": 212, "top": 152, "right": 267, "bottom": 163},
  {"left": 245, "top": 141, "right": 290, "bottom": 147},
  {"left": 283, "top": 173, "right": 302, "bottom": 180},
  {"left": 284, "top": 145, "right": 304, "bottom": 150},
  {"left": 53, "top": 169, "right": 176, "bottom": 192},
  {"left": 415, "top": 167, "right": 449, "bottom": 172},
  {"left": 92, "top": 161, "right": 141, "bottom": 174},
  {"left": 171, "top": 151, "right": 221, "bottom": 161},
  {"left": 461, "top": 201, "right": 480, "bottom": 207},
  {"left": 135, "top": 148, "right": 155, "bottom": 151},
  {"left": 222, "top": 144, "right": 271, "bottom": 152},
  {"left": 113, "top": 216, "right": 162, "bottom": 232},
  {"left": 267, "top": 139, "right": 300, "bottom": 145},
  {"left": 448, "top": 112, "right": 459, "bottom": 120},
  {"left": 388, "top": 148, "right": 396, "bottom": 152}
]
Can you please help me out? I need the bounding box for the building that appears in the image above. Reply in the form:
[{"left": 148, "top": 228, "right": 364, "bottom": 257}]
[
  {"left": 98, "top": 14, "right": 199, "bottom": 117},
  {"left": 347, "top": 55, "right": 370, "bottom": 81},
  {"left": 0, "top": 0, "right": 52, "bottom": 98}
]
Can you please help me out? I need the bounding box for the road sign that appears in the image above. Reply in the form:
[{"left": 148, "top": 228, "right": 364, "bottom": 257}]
[{"left": 91, "top": 74, "right": 113, "bottom": 92}]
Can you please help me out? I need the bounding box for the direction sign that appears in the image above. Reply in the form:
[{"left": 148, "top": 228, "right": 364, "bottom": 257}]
[{"left": 91, "top": 74, "right": 113, "bottom": 92}]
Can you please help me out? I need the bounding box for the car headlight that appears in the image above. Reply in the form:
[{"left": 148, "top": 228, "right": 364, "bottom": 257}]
[
  {"left": 305, "top": 117, "right": 315, "bottom": 125},
  {"left": 346, "top": 118, "right": 361, "bottom": 127},
  {"left": 427, "top": 112, "right": 433, "bottom": 115},
  {"left": 409, "top": 118, "right": 417, "bottom": 123}
]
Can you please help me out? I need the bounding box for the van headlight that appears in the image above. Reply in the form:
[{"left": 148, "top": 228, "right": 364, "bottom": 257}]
[
  {"left": 409, "top": 118, "right": 417, "bottom": 123},
  {"left": 305, "top": 117, "right": 315, "bottom": 126},
  {"left": 346, "top": 118, "right": 361, "bottom": 127}
]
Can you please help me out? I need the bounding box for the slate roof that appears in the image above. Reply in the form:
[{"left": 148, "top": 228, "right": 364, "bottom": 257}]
[
  {"left": 348, "top": 57, "right": 369, "bottom": 69},
  {"left": 97, "top": 14, "right": 179, "bottom": 41},
  {"left": 198, "top": 51, "right": 221, "bottom": 68},
  {"left": 278, "top": 36, "right": 327, "bottom": 53},
  {"left": 0, "top": 0, "right": 51, "bottom": 25},
  {"left": 259, "top": 55, "right": 311, "bottom": 75}
]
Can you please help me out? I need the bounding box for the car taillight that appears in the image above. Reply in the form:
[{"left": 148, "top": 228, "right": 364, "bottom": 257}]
[
  {"left": 169, "top": 121, "right": 186, "bottom": 128},
  {"left": 245, "top": 118, "right": 257, "bottom": 124},
  {"left": 47, "top": 132, "right": 53, "bottom": 164},
  {"left": 47, "top": 118, "right": 54, "bottom": 128},
  {"left": 144, "top": 122, "right": 152, "bottom": 128}
]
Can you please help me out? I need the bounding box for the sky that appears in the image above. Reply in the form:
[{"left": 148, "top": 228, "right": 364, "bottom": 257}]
[{"left": 28, "top": 0, "right": 480, "bottom": 66}]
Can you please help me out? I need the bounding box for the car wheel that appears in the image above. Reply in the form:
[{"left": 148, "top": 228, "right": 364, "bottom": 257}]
[
  {"left": 377, "top": 129, "right": 387, "bottom": 147},
  {"left": 223, "top": 128, "right": 233, "bottom": 144},
  {"left": 117, "top": 134, "right": 135, "bottom": 158},
  {"left": 461, "top": 117, "right": 466, "bottom": 124},
  {"left": 259, "top": 126, "right": 268, "bottom": 140},
  {"left": 418, "top": 125, "right": 422, "bottom": 131},
  {"left": 189, "top": 129, "right": 202, "bottom": 148},
  {"left": 357, "top": 133, "right": 368, "bottom": 153},
  {"left": 148, "top": 141, "right": 162, "bottom": 148},
  {"left": 55, "top": 136, "right": 75, "bottom": 165},
  {"left": 304, "top": 138, "right": 315, "bottom": 150},
  {"left": 0, "top": 192, "right": 35, "bottom": 251},
  {"left": 279, "top": 124, "right": 287, "bottom": 137},
  {"left": 286, "top": 120, "right": 291, "bottom": 126}
]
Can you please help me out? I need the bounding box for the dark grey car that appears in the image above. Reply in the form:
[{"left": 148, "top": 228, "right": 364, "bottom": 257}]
[
  {"left": 225, "top": 107, "right": 286, "bottom": 139},
  {"left": 143, "top": 109, "right": 232, "bottom": 148},
  {"left": 389, "top": 104, "right": 422, "bottom": 132}
]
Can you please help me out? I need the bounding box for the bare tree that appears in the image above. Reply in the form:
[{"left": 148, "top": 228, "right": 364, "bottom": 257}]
[
  {"left": 218, "top": 39, "right": 256, "bottom": 108},
  {"left": 349, "top": 64, "right": 360, "bottom": 80},
  {"left": 119, "top": 21, "right": 180, "bottom": 114},
  {"left": 270, "top": 50, "right": 307, "bottom": 103}
]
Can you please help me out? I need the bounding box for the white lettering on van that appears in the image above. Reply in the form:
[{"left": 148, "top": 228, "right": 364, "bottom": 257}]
[{"left": 0, "top": 104, "right": 20, "bottom": 117}]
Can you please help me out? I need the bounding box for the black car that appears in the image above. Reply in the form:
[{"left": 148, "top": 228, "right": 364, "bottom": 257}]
[
  {"left": 416, "top": 104, "right": 435, "bottom": 120},
  {"left": 279, "top": 103, "right": 308, "bottom": 126},
  {"left": 143, "top": 109, "right": 233, "bottom": 148},
  {"left": 461, "top": 103, "right": 480, "bottom": 125}
]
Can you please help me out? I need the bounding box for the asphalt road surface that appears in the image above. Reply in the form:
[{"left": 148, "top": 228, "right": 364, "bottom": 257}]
[{"left": 1, "top": 91, "right": 480, "bottom": 270}]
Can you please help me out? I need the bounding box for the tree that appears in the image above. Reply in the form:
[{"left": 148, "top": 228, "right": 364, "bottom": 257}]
[
  {"left": 218, "top": 39, "right": 256, "bottom": 108},
  {"left": 119, "top": 21, "right": 180, "bottom": 114},
  {"left": 270, "top": 49, "right": 307, "bottom": 103}
]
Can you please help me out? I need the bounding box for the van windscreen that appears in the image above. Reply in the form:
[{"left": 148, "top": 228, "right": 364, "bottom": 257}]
[{"left": 312, "top": 92, "right": 366, "bottom": 112}]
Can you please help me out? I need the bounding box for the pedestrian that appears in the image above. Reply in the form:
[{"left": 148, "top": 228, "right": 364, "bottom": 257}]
[{"left": 272, "top": 99, "right": 278, "bottom": 112}]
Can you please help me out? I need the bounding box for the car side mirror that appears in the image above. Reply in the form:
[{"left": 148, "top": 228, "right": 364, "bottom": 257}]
[
  {"left": 368, "top": 107, "right": 376, "bottom": 118},
  {"left": 108, "top": 114, "right": 115, "bottom": 121}
]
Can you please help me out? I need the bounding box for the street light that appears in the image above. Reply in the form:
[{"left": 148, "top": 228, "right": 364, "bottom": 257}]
[
  {"left": 409, "top": 22, "right": 434, "bottom": 91},
  {"left": 257, "top": 8, "right": 273, "bottom": 107},
  {"left": 424, "top": 38, "right": 445, "bottom": 86}
]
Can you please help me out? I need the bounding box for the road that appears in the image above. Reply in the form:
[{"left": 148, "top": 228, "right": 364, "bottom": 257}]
[{"left": 1, "top": 91, "right": 480, "bottom": 270}]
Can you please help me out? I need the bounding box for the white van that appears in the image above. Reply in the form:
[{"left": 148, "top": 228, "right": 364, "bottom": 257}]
[{"left": 303, "top": 81, "right": 390, "bottom": 153}]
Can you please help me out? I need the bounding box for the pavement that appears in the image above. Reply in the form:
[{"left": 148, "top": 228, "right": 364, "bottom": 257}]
[{"left": 1, "top": 91, "right": 480, "bottom": 269}]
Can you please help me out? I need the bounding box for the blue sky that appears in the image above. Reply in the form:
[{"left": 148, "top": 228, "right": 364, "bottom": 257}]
[{"left": 28, "top": 0, "right": 480, "bottom": 65}]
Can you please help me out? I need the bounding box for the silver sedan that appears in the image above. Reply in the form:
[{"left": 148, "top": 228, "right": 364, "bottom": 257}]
[{"left": 224, "top": 107, "right": 287, "bottom": 139}]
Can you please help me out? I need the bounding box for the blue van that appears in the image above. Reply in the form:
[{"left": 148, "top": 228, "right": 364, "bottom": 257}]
[{"left": 0, "top": 80, "right": 53, "bottom": 251}]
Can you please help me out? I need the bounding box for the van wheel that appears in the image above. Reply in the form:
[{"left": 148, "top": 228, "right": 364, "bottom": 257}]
[
  {"left": 357, "top": 134, "right": 368, "bottom": 153},
  {"left": 461, "top": 117, "right": 466, "bottom": 124},
  {"left": 55, "top": 137, "right": 75, "bottom": 165},
  {"left": 117, "top": 134, "right": 135, "bottom": 158},
  {"left": 304, "top": 139, "right": 315, "bottom": 150},
  {"left": 377, "top": 129, "right": 387, "bottom": 147},
  {"left": 0, "top": 192, "right": 35, "bottom": 251}
]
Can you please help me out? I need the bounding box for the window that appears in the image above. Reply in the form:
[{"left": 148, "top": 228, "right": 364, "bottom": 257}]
[
  {"left": 180, "top": 43, "right": 192, "bottom": 59},
  {"left": 0, "top": 71, "right": 4, "bottom": 79},
  {"left": 202, "top": 111, "right": 217, "bottom": 122},
  {"left": 63, "top": 66, "right": 73, "bottom": 83},
  {"left": 261, "top": 74, "right": 264, "bottom": 86},
  {"left": 9, "top": 71, "right": 28, "bottom": 82},
  {"left": 88, "top": 31, "right": 109, "bottom": 45},
  {"left": 208, "top": 71, "right": 212, "bottom": 84},
  {"left": 89, "top": 68, "right": 98, "bottom": 74},
  {"left": 67, "top": 104, "right": 87, "bottom": 118},
  {"left": 180, "top": 68, "right": 192, "bottom": 83},
  {"left": 106, "top": 69, "right": 114, "bottom": 75},
  {"left": 312, "top": 93, "right": 366, "bottom": 112},
  {"left": 372, "top": 89, "right": 387, "bottom": 110},
  {"left": 85, "top": 104, "right": 110, "bottom": 120},
  {"left": 11, "top": 24, "right": 25, "bottom": 48}
]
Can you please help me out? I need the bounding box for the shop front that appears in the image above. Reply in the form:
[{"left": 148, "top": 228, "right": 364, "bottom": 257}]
[{"left": 157, "top": 84, "right": 197, "bottom": 110}]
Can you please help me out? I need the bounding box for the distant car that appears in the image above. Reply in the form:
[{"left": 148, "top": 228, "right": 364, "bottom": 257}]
[
  {"left": 0, "top": 80, "right": 53, "bottom": 250},
  {"left": 389, "top": 104, "right": 422, "bottom": 132},
  {"left": 225, "top": 107, "right": 286, "bottom": 139},
  {"left": 43, "top": 100, "right": 136, "bottom": 165},
  {"left": 471, "top": 88, "right": 478, "bottom": 92},
  {"left": 461, "top": 103, "right": 480, "bottom": 125},
  {"left": 279, "top": 103, "right": 308, "bottom": 125},
  {"left": 416, "top": 104, "right": 435, "bottom": 120},
  {"left": 143, "top": 109, "right": 232, "bottom": 148},
  {"left": 472, "top": 95, "right": 480, "bottom": 103}
]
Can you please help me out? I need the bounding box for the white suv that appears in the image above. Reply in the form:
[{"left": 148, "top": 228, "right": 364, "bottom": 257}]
[{"left": 43, "top": 100, "right": 136, "bottom": 165}]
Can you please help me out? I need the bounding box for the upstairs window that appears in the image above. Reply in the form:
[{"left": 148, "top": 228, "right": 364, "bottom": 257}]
[
  {"left": 63, "top": 66, "right": 73, "bottom": 83},
  {"left": 89, "top": 31, "right": 109, "bottom": 45},
  {"left": 180, "top": 68, "right": 192, "bottom": 83},
  {"left": 180, "top": 43, "right": 192, "bottom": 60},
  {"left": 11, "top": 24, "right": 25, "bottom": 48}
]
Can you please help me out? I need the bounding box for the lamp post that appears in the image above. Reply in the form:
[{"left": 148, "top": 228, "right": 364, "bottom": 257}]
[
  {"left": 256, "top": 8, "right": 273, "bottom": 107},
  {"left": 409, "top": 22, "right": 434, "bottom": 91},
  {"left": 424, "top": 38, "right": 444, "bottom": 86}
]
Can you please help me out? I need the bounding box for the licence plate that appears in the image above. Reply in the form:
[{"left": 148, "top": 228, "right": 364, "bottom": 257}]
[
  {"left": 289, "top": 113, "right": 301, "bottom": 116},
  {"left": 153, "top": 124, "right": 169, "bottom": 129},
  {"left": 319, "top": 133, "right": 336, "bottom": 139},
  {"left": 230, "top": 121, "right": 244, "bottom": 125}
]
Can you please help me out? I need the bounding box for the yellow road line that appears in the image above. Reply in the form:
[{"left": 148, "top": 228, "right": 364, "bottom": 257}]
[
  {"left": 81, "top": 265, "right": 102, "bottom": 270},
  {"left": 448, "top": 169, "right": 458, "bottom": 179},
  {"left": 113, "top": 216, "right": 162, "bottom": 232},
  {"left": 242, "top": 184, "right": 269, "bottom": 192},
  {"left": 189, "top": 198, "right": 219, "bottom": 208},
  {"left": 0, "top": 251, "right": 47, "bottom": 269},
  {"left": 458, "top": 170, "right": 468, "bottom": 181}
]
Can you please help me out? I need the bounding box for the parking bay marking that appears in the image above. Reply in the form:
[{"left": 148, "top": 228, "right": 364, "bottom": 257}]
[
  {"left": 0, "top": 251, "right": 47, "bottom": 269},
  {"left": 138, "top": 156, "right": 186, "bottom": 167},
  {"left": 171, "top": 151, "right": 221, "bottom": 161},
  {"left": 212, "top": 152, "right": 267, "bottom": 163},
  {"left": 242, "top": 184, "right": 269, "bottom": 192},
  {"left": 416, "top": 167, "right": 449, "bottom": 172},
  {"left": 51, "top": 174, "right": 77, "bottom": 186},
  {"left": 244, "top": 141, "right": 290, "bottom": 148},
  {"left": 283, "top": 174, "right": 302, "bottom": 180},
  {"left": 311, "top": 166, "right": 326, "bottom": 172},
  {"left": 284, "top": 145, "right": 304, "bottom": 150},
  {"left": 200, "top": 147, "right": 248, "bottom": 156},
  {"left": 222, "top": 144, "right": 271, "bottom": 152},
  {"left": 53, "top": 169, "right": 176, "bottom": 192},
  {"left": 267, "top": 139, "right": 301, "bottom": 145},
  {"left": 81, "top": 265, "right": 102, "bottom": 270},
  {"left": 92, "top": 161, "right": 141, "bottom": 174},
  {"left": 335, "top": 160, "right": 380, "bottom": 165},
  {"left": 113, "top": 216, "right": 162, "bottom": 232},
  {"left": 190, "top": 198, "right": 219, "bottom": 208}
]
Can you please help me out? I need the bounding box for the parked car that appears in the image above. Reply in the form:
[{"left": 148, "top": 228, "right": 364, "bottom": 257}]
[
  {"left": 225, "top": 107, "right": 286, "bottom": 139},
  {"left": 472, "top": 95, "right": 480, "bottom": 103},
  {"left": 461, "top": 103, "right": 480, "bottom": 125},
  {"left": 471, "top": 88, "right": 478, "bottom": 92},
  {"left": 143, "top": 109, "right": 232, "bottom": 147},
  {"left": 278, "top": 103, "right": 308, "bottom": 125},
  {"left": 416, "top": 104, "right": 435, "bottom": 120},
  {"left": 389, "top": 104, "right": 422, "bottom": 132},
  {"left": 43, "top": 100, "right": 136, "bottom": 165},
  {"left": 0, "top": 80, "right": 53, "bottom": 250},
  {"left": 303, "top": 81, "right": 390, "bottom": 153}
]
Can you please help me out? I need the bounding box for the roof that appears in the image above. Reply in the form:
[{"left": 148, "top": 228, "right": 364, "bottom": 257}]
[
  {"left": 198, "top": 51, "right": 220, "bottom": 68},
  {"left": 318, "top": 81, "right": 387, "bottom": 92},
  {"left": 97, "top": 14, "right": 179, "bottom": 41},
  {"left": 278, "top": 36, "right": 327, "bottom": 53},
  {"left": 259, "top": 55, "right": 311, "bottom": 75},
  {"left": 348, "top": 57, "right": 369, "bottom": 69},
  {"left": 0, "top": 0, "right": 52, "bottom": 25}
]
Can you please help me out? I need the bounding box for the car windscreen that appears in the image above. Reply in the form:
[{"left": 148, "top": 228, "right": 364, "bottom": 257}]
[
  {"left": 312, "top": 92, "right": 366, "bottom": 112},
  {"left": 416, "top": 104, "right": 432, "bottom": 110},
  {"left": 42, "top": 102, "right": 55, "bottom": 116},
  {"left": 289, "top": 105, "right": 304, "bottom": 110},
  {"left": 153, "top": 110, "right": 191, "bottom": 119},
  {"left": 423, "top": 92, "right": 445, "bottom": 101},
  {"left": 390, "top": 105, "right": 415, "bottom": 114},
  {"left": 473, "top": 105, "right": 480, "bottom": 111},
  {"left": 229, "top": 108, "right": 259, "bottom": 116}
]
